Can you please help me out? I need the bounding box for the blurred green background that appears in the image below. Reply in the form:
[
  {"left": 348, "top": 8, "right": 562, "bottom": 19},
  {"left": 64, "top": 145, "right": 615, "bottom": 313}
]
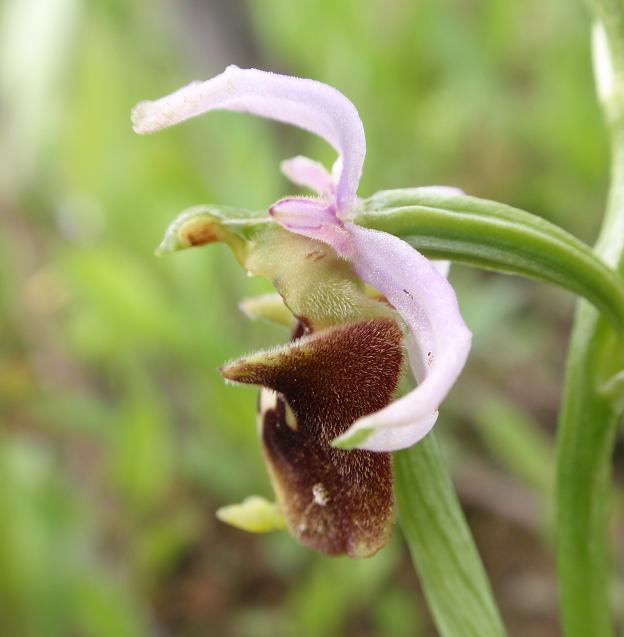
[{"left": 0, "top": 1, "right": 620, "bottom": 636}]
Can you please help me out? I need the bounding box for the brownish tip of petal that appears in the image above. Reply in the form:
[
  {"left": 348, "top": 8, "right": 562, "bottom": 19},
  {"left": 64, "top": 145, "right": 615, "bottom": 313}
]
[{"left": 220, "top": 351, "right": 281, "bottom": 385}]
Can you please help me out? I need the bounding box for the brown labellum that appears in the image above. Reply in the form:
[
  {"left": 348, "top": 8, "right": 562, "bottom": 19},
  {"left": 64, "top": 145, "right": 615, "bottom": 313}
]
[{"left": 221, "top": 318, "right": 403, "bottom": 558}]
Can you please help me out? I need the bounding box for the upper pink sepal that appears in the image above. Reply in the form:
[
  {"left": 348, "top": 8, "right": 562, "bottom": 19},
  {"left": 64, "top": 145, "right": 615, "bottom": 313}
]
[{"left": 131, "top": 65, "right": 365, "bottom": 211}]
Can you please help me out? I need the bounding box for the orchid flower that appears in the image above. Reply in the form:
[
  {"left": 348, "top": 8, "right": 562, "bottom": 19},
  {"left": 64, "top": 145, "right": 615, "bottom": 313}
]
[
  {"left": 132, "top": 66, "right": 471, "bottom": 556},
  {"left": 133, "top": 65, "right": 471, "bottom": 450}
]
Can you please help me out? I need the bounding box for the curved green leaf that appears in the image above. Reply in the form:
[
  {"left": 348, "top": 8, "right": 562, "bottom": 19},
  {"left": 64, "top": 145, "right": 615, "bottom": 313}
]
[
  {"left": 394, "top": 435, "right": 507, "bottom": 637},
  {"left": 356, "top": 190, "right": 624, "bottom": 329}
]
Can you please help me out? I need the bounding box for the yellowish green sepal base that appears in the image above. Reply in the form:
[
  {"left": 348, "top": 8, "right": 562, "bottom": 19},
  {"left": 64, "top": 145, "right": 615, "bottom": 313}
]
[{"left": 239, "top": 293, "right": 295, "bottom": 329}]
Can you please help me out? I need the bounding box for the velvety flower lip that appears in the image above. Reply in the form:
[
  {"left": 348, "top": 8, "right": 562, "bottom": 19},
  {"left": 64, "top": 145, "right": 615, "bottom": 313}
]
[
  {"left": 221, "top": 318, "right": 401, "bottom": 557},
  {"left": 132, "top": 66, "right": 472, "bottom": 452}
]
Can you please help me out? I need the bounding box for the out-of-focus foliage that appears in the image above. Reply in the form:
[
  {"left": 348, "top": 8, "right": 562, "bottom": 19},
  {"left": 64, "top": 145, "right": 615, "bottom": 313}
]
[{"left": 0, "top": 0, "right": 616, "bottom": 635}]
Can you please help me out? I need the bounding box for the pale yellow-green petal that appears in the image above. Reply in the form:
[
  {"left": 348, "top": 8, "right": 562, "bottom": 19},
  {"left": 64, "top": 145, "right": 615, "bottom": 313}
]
[
  {"left": 216, "top": 496, "right": 286, "bottom": 533},
  {"left": 239, "top": 293, "right": 295, "bottom": 329}
]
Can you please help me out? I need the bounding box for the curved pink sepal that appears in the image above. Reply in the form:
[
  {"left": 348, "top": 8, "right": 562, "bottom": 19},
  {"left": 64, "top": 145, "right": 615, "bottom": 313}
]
[{"left": 131, "top": 65, "right": 365, "bottom": 211}]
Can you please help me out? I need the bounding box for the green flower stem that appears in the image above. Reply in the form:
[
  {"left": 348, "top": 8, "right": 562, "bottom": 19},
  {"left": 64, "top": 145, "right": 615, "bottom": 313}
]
[
  {"left": 556, "top": 305, "right": 619, "bottom": 637},
  {"left": 356, "top": 193, "right": 624, "bottom": 328},
  {"left": 556, "top": 4, "right": 624, "bottom": 634},
  {"left": 556, "top": 137, "right": 624, "bottom": 637},
  {"left": 394, "top": 434, "right": 507, "bottom": 637}
]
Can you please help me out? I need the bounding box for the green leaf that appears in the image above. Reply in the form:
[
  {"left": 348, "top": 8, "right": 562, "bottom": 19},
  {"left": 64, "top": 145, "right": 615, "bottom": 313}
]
[
  {"left": 356, "top": 189, "right": 624, "bottom": 328},
  {"left": 394, "top": 434, "right": 507, "bottom": 637}
]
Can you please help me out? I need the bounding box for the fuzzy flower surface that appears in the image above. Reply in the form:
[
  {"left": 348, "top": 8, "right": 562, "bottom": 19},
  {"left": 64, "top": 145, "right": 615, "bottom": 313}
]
[{"left": 132, "top": 66, "right": 471, "bottom": 556}]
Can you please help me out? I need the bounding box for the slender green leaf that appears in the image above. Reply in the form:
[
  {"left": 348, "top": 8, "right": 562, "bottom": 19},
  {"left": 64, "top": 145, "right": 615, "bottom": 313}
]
[
  {"left": 356, "top": 190, "right": 624, "bottom": 328},
  {"left": 394, "top": 434, "right": 507, "bottom": 637}
]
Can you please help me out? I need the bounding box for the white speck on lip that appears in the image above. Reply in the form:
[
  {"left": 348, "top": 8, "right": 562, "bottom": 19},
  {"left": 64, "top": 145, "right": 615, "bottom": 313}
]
[{"left": 312, "top": 483, "right": 330, "bottom": 506}]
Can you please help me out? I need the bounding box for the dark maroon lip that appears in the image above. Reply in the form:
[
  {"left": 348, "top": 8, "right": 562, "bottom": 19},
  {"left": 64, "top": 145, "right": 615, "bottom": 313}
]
[{"left": 222, "top": 318, "right": 403, "bottom": 557}]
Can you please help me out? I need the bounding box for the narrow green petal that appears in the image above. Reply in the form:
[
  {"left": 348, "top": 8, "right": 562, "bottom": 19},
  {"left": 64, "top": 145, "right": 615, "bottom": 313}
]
[{"left": 239, "top": 293, "right": 296, "bottom": 329}]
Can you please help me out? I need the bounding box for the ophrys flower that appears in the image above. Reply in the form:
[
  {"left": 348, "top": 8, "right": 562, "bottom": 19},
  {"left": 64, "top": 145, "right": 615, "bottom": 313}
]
[{"left": 132, "top": 66, "right": 471, "bottom": 556}]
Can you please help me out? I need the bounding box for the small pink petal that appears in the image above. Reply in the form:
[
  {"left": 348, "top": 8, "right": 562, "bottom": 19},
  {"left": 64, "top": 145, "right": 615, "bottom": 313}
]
[
  {"left": 333, "top": 225, "right": 472, "bottom": 450},
  {"left": 280, "top": 156, "right": 335, "bottom": 197},
  {"left": 269, "top": 197, "right": 335, "bottom": 229},
  {"left": 270, "top": 197, "right": 352, "bottom": 255},
  {"left": 131, "top": 66, "right": 365, "bottom": 211}
]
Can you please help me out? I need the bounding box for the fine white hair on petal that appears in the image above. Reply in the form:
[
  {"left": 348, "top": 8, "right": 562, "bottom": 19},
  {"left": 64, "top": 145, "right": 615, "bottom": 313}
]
[
  {"left": 131, "top": 65, "right": 365, "bottom": 211},
  {"left": 332, "top": 225, "right": 472, "bottom": 449},
  {"left": 280, "top": 156, "right": 335, "bottom": 197}
]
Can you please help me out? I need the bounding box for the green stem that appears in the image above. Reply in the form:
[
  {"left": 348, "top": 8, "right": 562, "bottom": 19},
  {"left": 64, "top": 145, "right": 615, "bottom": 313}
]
[
  {"left": 395, "top": 435, "right": 507, "bottom": 637},
  {"left": 556, "top": 5, "right": 624, "bottom": 634},
  {"left": 556, "top": 305, "right": 618, "bottom": 637}
]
